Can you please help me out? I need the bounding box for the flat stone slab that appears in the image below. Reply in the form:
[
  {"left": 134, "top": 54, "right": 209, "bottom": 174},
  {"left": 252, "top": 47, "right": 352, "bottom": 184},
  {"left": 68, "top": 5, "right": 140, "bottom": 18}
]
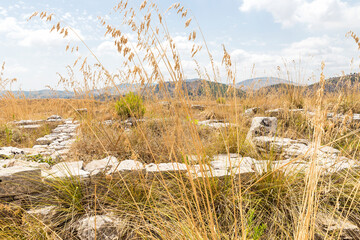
[
  {"left": 13, "top": 119, "right": 45, "bottom": 126},
  {"left": 0, "top": 147, "right": 29, "bottom": 158},
  {"left": 0, "top": 166, "right": 42, "bottom": 196},
  {"left": 197, "top": 120, "right": 234, "bottom": 129},
  {"left": 42, "top": 161, "right": 89, "bottom": 179},
  {"left": 18, "top": 124, "right": 42, "bottom": 129},
  {"left": 145, "top": 162, "right": 188, "bottom": 173},
  {"left": 85, "top": 156, "right": 119, "bottom": 176}
]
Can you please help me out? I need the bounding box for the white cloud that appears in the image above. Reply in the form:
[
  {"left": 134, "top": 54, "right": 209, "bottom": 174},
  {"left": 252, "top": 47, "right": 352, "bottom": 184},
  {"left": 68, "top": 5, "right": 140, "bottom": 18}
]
[
  {"left": 0, "top": 17, "right": 21, "bottom": 32},
  {"left": 0, "top": 7, "right": 7, "bottom": 16},
  {"left": 0, "top": 16, "right": 82, "bottom": 47},
  {"left": 230, "top": 35, "right": 355, "bottom": 82},
  {"left": 240, "top": 0, "right": 360, "bottom": 30}
]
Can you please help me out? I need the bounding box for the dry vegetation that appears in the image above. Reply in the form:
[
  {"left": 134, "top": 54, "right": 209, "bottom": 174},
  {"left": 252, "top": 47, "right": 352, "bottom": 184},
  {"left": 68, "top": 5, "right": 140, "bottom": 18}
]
[{"left": 1, "top": 1, "right": 360, "bottom": 239}]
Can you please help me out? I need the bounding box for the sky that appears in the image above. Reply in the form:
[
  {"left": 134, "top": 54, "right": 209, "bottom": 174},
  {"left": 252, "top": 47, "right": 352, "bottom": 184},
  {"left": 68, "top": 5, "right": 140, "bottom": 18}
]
[{"left": 0, "top": 0, "right": 360, "bottom": 90}]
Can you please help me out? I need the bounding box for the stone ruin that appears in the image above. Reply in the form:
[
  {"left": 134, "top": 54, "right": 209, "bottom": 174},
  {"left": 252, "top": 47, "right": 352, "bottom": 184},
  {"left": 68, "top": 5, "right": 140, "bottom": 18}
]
[{"left": 0, "top": 111, "right": 359, "bottom": 239}]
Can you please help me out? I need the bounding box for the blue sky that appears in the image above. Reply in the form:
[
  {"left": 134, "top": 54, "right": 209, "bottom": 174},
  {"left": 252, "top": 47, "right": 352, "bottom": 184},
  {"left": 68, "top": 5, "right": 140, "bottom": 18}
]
[{"left": 1, "top": 0, "right": 360, "bottom": 90}]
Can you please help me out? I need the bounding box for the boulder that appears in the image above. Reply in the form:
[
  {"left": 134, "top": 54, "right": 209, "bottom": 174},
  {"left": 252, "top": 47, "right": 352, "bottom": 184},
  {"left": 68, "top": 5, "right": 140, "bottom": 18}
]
[{"left": 246, "top": 117, "right": 277, "bottom": 140}]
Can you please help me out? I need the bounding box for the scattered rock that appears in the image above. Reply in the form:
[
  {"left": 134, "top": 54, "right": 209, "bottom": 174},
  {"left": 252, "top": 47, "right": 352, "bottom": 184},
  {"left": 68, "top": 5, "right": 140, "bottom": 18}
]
[
  {"left": 145, "top": 162, "right": 188, "bottom": 174},
  {"left": 0, "top": 147, "right": 28, "bottom": 158},
  {"left": 246, "top": 117, "right": 277, "bottom": 140},
  {"left": 75, "top": 215, "right": 123, "bottom": 240},
  {"left": 317, "top": 212, "right": 360, "bottom": 239},
  {"left": 191, "top": 105, "right": 205, "bottom": 111},
  {"left": 27, "top": 206, "right": 57, "bottom": 225},
  {"left": 85, "top": 156, "right": 119, "bottom": 176},
  {"left": 76, "top": 108, "right": 88, "bottom": 115},
  {"left": 0, "top": 166, "right": 42, "bottom": 197},
  {"left": 265, "top": 108, "right": 284, "bottom": 117},
  {"left": 47, "top": 115, "right": 62, "bottom": 122},
  {"left": 197, "top": 120, "right": 233, "bottom": 129},
  {"left": 18, "top": 124, "right": 42, "bottom": 129},
  {"left": 245, "top": 107, "right": 260, "bottom": 117},
  {"left": 42, "top": 161, "right": 89, "bottom": 179}
]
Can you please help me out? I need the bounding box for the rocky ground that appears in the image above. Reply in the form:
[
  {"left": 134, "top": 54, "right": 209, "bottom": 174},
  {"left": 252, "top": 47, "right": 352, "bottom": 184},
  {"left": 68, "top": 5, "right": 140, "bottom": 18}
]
[{"left": 0, "top": 108, "right": 360, "bottom": 239}]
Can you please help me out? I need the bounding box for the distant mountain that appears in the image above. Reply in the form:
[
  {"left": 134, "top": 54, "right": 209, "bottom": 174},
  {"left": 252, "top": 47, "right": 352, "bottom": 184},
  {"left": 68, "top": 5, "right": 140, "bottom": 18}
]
[
  {"left": 147, "top": 79, "right": 244, "bottom": 99},
  {"left": 1, "top": 79, "right": 245, "bottom": 100},
  {"left": 236, "top": 77, "right": 297, "bottom": 91},
  {"left": 307, "top": 73, "right": 360, "bottom": 94},
  {"left": 0, "top": 83, "right": 140, "bottom": 100},
  {"left": 1, "top": 89, "right": 75, "bottom": 99},
  {"left": 256, "top": 83, "right": 305, "bottom": 94}
]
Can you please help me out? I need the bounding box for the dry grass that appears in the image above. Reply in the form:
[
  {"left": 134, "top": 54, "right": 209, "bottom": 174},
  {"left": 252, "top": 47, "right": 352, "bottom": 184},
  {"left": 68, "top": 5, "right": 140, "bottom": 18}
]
[{"left": 0, "top": 1, "right": 359, "bottom": 239}]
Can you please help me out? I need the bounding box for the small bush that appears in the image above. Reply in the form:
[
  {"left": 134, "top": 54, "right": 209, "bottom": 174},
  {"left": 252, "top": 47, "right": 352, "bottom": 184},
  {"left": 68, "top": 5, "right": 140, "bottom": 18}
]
[
  {"left": 216, "top": 97, "right": 226, "bottom": 104},
  {"left": 115, "top": 92, "right": 145, "bottom": 119}
]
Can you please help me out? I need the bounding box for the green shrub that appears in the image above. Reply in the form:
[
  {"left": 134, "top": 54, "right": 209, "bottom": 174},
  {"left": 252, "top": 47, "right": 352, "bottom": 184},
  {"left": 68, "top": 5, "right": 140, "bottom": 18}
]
[
  {"left": 115, "top": 92, "right": 145, "bottom": 119},
  {"left": 216, "top": 97, "right": 226, "bottom": 104}
]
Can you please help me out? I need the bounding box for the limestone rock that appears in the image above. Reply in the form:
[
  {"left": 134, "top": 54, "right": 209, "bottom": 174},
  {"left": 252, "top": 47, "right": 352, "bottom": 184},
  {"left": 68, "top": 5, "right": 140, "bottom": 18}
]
[
  {"left": 145, "top": 162, "right": 188, "bottom": 173},
  {"left": 75, "top": 215, "right": 123, "bottom": 240},
  {"left": 27, "top": 206, "right": 57, "bottom": 225},
  {"left": 18, "top": 124, "right": 42, "bottom": 129},
  {"left": 0, "top": 147, "right": 28, "bottom": 158},
  {"left": 317, "top": 212, "right": 360, "bottom": 239},
  {"left": 244, "top": 107, "right": 260, "bottom": 117},
  {"left": 265, "top": 108, "right": 284, "bottom": 117},
  {"left": 85, "top": 156, "right": 119, "bottom": 176},
  {"left": 42, "top": 161, "right": 89, "bottom": 179},
  {"left": 0, "top": 166, "right": 42, "bottom": 197},
  {"left": 47, "top": 115, "right": 62, "bottom": 122},
  {"left": 246, "top": 117, "right": 277, "bottom": 140},
  {"left": 191, "top": 105, "right": 205, "bottom": 111}
]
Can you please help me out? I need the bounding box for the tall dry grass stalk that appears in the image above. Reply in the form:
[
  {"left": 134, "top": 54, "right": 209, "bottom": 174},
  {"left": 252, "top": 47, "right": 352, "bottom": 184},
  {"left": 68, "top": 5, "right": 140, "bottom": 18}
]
[{"left": 0, "top": 1, "right": 359, "bottom": 239}]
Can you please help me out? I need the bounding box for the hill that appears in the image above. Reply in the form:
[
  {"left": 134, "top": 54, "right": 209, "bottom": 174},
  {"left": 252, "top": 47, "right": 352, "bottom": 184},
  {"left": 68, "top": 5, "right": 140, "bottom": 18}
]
[
  {"left": 307, "top": 73, "right": 360, "bottom": 94},
  {"left": 236, "top": 77, "right": 297, "bottom": 91},
  {"left": 147, "top": 79, "right": 244, "bottom": 99}
]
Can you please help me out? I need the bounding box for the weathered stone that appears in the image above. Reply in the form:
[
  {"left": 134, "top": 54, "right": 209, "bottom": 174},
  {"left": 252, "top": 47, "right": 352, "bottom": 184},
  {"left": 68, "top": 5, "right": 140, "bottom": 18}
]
[
  {"left": 112, "top": 159, "right": 144, "bottom": 173},
  {"left": 265, "top": 108, "right": 284, "bottom": 117},
  {"left": 197, "top": 120, "right": 233, "bottom": 129},
  {"left": 6, "top": 159, "right": 50, "bottom": 170},
  {"left": 317, "top": 212, "right": 360, "bottom": 239},
  {"left": 18, "top": 124, "right": 42, "bottom": 129},
  {"left": 27, "top": 206, "right": 57, "bottom": 225},
  {"left": 246, "top": 117, "right": 277, "bottom": 140},
  {"left": 0, "top": 166, "right": 42, "bottom": 197},
  {"left": 145, "top": 162, "right": 188, "bottom": 174},
  {"left": 0, "top": 147, "right": 28, "bottom": 158},
  {"left": 289, "top": 109, "right": 304, "bottom": 113},
  {"left": 47, "top": 115, "right": 62, "bottom": 121},
  {"left": 75, "top": 215, "right": 123, "bottom": 240},
  {"left": 244, "top": 107, "right": 260, "bottom": 117},
  {"left": 191, "top": 105, "right": 205, "bottom": 111},
  {"left": 13, "top": 119, "right": 45, "bottom": 126},
  {"left": 42, "top": 161, "right": 89, "bottom": 179},
  {"left": 85, "top": 156, "right": 119, "bottom": 176}
]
